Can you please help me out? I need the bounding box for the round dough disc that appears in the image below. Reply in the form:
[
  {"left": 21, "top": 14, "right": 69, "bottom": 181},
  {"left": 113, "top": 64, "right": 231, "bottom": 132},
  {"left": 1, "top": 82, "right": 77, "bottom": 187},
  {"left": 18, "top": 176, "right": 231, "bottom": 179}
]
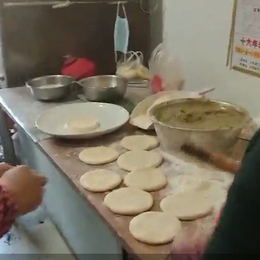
[
  {"left": 79, "top": 146, "right": 119, "bottom": 165},
  {"left": 104, "top": 187, "right": 153, "bottom": 215},
  {"left": 80, "top": 169, "right": 122, "bottom": 192},
  {"left": 124, "top": 168, "right": 167, "bottom": 191},
  {"left": 160, "top": 192, "right": 213, "bottom": 220},
  {"left": 66, "top": 115, "right": 99, "bottom": 132},
  {"left": 129, "top": 212, "right": 182, "bottom": 245},
  {"left": 120, "top": 135, "right": 159, "bottom": 151},
  {"left": 117, "top": 150, "right": 163, "bottom": 171}
]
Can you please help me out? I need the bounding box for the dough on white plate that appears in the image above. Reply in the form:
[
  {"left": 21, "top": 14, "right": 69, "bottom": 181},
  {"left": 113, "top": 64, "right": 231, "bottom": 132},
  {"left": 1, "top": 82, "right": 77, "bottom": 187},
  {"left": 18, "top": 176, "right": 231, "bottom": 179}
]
[
  {"left": 80, "top": 169, "right": 122, "bottom": 192},
  {"left": 120, "top": 135, "right": 159, "bottom": 151},
  {"left": 160, "top": 191, "right": 213, "bottom": 220},
  {"left": 104, "top": 187, "right": 153, "bottom": 215},
  {"left": 117, "top": 150, "right": 163, "bottom": 171},
  {"left": 124, "top": 168, "right": 167, "bottom": 191},
  {"left": 65, "top": 115, "right": 100, "bottom": 132},
  {"left": 79, "top": 146, "right": 119, "bottom": 165},
  {"left": 129, "top": 211, "right": 181, "bottom": 245}
]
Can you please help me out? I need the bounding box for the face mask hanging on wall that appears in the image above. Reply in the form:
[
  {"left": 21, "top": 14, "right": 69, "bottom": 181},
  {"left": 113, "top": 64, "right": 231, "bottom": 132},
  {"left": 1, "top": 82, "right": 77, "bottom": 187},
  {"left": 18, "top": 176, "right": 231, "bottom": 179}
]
[{"left": 114, "top": 2, "right": 130, "bottom": 62}]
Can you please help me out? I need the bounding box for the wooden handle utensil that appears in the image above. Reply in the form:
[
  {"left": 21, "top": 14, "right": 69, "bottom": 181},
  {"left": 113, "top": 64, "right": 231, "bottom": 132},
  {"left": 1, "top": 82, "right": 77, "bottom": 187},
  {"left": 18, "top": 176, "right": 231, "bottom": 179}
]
[{"left": 181, "top": 143, "right": 241, "bottom": 174}]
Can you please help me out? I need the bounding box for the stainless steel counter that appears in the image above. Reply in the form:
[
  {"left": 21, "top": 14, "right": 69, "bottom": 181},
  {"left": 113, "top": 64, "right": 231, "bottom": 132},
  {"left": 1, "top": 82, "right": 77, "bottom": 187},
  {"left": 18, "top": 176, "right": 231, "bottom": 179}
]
[
  {"left": 0, "top": 86, "right": 149, "bottom": 142},
  {"left": 0, "top": 86, "right": 150, "bottom": 258}
]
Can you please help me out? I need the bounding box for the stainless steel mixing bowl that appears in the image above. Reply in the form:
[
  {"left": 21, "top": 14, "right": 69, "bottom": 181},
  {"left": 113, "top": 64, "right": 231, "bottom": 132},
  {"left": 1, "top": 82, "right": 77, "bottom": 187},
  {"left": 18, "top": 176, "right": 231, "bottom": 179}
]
[
  {"left": 78, "top": 75, "right": 127, "bottom": 102},
  {"left": 26, "top": 75, "right": 74, "bottom": 101},
  {"left": 149, "top": 98, "right": 250, "bottom": 153}
]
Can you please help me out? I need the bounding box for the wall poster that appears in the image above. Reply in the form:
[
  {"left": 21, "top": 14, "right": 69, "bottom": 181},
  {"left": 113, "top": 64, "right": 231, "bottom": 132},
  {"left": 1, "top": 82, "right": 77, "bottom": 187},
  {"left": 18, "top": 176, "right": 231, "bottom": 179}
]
[{"left": 228, "top": 0, "right": 260, "bottom": 77}]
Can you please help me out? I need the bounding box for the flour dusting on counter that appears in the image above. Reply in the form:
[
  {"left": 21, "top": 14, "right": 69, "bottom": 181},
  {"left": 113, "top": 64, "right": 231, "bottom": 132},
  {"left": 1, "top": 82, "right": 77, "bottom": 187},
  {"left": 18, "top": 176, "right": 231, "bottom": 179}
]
[{"left": 158, "top": 151, "right": 233, "bottom": 213}]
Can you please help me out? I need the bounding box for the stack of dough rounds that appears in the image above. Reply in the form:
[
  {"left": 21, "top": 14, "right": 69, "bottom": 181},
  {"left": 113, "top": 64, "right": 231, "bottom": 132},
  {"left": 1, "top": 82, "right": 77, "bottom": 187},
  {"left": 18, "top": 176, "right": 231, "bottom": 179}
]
[
  {"left": 160, "top": 191, "right": 213, "bottom": 220},
  {"left": 79, "top": 169, "right": 122, "bottom": 192},
  {"left": 117, "top": 150, "right": 163, "bottom": 171},
  {"left": 104, "top": 187, "right": 153, "bottom": 215},
  {"left": 120, "top": 135, "right": 159, "bottom": 150},
  {"left": 79, "top": 146, "right": 119, "bottom": 165},
  {"left": 124, "top": 168, "right": 167, "bottom": 191},
  {"left": 66, "top": 115, "right": 100, "bottom": 132},
  {"left": 129, "top": 212, "right": 181, "bottom": 245}
]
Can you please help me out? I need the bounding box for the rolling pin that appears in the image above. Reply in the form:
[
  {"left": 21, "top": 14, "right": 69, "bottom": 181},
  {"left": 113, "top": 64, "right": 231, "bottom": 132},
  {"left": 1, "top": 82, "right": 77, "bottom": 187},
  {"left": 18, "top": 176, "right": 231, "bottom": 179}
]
[{"left": 181, "top": 143, "right": 241, "bottom": 174}]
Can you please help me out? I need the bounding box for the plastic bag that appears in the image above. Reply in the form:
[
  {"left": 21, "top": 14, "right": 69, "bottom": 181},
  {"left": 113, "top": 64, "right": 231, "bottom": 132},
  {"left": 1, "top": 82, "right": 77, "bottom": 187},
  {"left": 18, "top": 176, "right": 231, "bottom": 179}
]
[
  {"left": 116, "top": 51, "right": 150, "bottom": 80},
  {"left": 61, "top": 55, "right": 96, "bottom": 80},
  {"left": 149, "top": 43, "right": 185, "bottom": 93}
]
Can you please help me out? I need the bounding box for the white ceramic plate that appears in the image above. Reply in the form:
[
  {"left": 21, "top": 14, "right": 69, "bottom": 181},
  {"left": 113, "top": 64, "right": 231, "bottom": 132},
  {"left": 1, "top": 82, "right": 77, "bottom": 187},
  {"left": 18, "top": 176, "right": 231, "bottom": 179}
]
[{"left": 36, "top": 102, "right": 129, "bottom": 139}]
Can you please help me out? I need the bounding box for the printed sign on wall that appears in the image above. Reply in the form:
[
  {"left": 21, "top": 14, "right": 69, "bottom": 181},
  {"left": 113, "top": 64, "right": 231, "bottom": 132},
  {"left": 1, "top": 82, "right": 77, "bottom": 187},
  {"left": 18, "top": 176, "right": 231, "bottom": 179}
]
[{"left": 229, "top": 0, "right": 260, "bottom": 76}]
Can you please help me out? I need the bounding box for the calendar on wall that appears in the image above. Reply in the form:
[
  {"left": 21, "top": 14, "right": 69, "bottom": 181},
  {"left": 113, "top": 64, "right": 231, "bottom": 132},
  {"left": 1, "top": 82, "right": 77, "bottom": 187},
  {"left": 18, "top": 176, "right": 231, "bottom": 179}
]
[{"left": 228, "top": 0, "right": 260, "bottom": 77}]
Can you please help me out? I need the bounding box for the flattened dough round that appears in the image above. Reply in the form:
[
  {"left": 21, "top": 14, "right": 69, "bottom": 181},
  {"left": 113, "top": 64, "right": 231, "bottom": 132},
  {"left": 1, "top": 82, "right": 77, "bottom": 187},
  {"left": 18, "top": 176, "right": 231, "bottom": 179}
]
[
  {"left": 66, "top": 115, "right": 99, "bottom": 132},
  {"left": 124, "top": 168, "right": 167, "bottom": 191},
  {"left": 129, "top": 212, "right": 181, "bottom": 245},
  {"left": 117, "top": 150, "right": 163, "bottom": 171},
  {"left": 160, "top": 192, "right": 213, "bottom": 220},
  {"left": 104, "top": 187, "right": 153, "bottom": 215},
  {"left": 121, "top": 135, "right": 159, "bottom": 151},
  {"left": 79, "top": 146, "right": 119, "bottom": 165},
  {"left": 80, "top": 169, "right": 122, "bottom": 192}
]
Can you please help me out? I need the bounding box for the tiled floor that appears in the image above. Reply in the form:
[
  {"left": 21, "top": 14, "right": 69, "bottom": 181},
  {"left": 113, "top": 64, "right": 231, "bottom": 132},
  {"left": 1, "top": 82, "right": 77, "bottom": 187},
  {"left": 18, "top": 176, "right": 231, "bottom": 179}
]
[{"left": 0, "top": 207, "right": 75, "bottom": 260}]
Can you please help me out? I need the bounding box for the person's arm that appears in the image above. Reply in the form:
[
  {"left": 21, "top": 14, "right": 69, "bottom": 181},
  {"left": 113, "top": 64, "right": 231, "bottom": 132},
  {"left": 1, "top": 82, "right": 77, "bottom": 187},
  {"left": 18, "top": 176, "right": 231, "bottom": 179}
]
[
  {"left": 203, "top": 131, "right": 260, "bottom": 257},
  {"left": 0, "top": 185, "right": 17, "bottom": 237},
  {"left": 0, "top": 165, "right": 47, "bottom": 238}
]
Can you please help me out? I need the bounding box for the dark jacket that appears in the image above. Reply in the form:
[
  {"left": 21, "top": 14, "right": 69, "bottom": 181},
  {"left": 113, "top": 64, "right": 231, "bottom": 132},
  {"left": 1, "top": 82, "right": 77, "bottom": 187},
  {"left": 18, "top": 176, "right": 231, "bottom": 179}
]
[{"left": 203, "top": 129, "right": 260, "bottom": 256}]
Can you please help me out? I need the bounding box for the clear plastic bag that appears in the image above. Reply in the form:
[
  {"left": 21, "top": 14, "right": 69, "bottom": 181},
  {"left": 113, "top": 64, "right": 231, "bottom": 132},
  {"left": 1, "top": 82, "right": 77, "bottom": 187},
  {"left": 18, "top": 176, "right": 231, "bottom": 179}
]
[
  {"left": 149, "top": 43, "right": 185, "bottom": 93},
  {"left": 116, "top": 51, "right": 150, "bottom": 80}
]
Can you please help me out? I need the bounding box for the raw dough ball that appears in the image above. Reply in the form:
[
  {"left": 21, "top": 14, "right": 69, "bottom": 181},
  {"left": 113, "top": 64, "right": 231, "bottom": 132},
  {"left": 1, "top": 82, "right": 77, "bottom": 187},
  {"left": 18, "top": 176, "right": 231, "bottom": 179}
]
[
  {"left": 117, "top": 150, "right": 163, "bottom": 171},
  {"left": 66, "top": 115, "right": 99, "bottom": 132},
  {"left": 79, "top": 146, "right": 119, "bottom": 165},
  {"left": 104, "top": 187, "right": 153, "bottom": 215},
  {"left": 80, "top": 169, "right": 122, "bottom": 192},
  {"left": 120, "top": 135, "right": 159, "bottom": 151},
  {"left": 124, "top": 168, "right": 167, "bottom": 191},
  {"left": 160, "top": 191, "right": 213, "bottom": 220},
  {"left": 129, "top": 212, "right": 181, "bottom": 245}
]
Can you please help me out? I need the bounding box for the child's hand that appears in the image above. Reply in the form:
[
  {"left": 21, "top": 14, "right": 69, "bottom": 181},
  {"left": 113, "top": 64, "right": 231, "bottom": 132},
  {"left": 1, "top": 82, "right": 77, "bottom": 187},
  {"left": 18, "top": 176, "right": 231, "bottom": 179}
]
[{"left": 0, "top": 166, "right": 47, "bottom": 215}]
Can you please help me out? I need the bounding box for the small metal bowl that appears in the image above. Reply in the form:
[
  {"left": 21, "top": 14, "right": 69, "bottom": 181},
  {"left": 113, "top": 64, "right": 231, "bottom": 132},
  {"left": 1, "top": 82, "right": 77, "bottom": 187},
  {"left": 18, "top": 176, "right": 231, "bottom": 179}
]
[
  {"left": 26, "top": 75, "right": 74, "bottom": 101},
  {"left": 78, "top": 75, "right": 128, "bottom": 102}
]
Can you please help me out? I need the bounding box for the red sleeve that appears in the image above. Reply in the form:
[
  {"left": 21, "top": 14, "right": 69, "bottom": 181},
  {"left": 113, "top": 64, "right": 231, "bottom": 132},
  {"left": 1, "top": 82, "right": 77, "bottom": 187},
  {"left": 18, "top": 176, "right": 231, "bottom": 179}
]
[{"left": 0, "top": 185, "right": 17, "bottom": 237}]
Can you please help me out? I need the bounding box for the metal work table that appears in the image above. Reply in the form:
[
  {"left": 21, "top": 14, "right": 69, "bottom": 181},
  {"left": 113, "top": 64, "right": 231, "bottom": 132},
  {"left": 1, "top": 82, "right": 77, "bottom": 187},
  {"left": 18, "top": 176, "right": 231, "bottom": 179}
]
[
  {"left": 0, "top": 86, "right": 249, "bottom": 260},
  {"left": 0, "top": 86, "right": 171, "bottom": 260}
]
